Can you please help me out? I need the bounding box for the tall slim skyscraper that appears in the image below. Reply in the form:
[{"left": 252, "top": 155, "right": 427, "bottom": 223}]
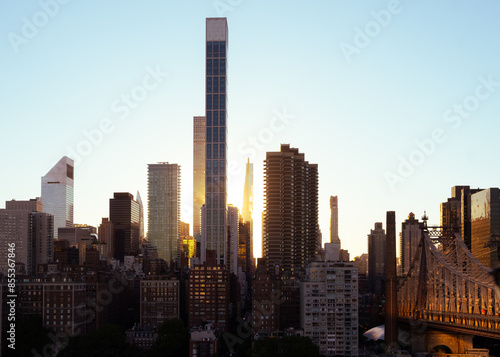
[
  {"left": 109, "top": 193, "right": 140, "bottom": 262},
  {"left": 242, "top": 159, "right": 253, "bottom": 223},
  {"left": 385, "top": 211, "right": 398, "bottom": 353},
  {"left": 263, "top": 144, "right": 319, "bottom": 275},
  {"left": 329, "top": 196, "right": 341, "bottom": 260},
  {"left": 202, "top": 18, "right": 228, "bottom": 267},
  {"left": 330, "top": 196, "right": 339, "bottom": 242},
  {"left": 227, "top": 205, "right": 239, "bottom": 275},
  {"left": 367, "top": 222, "right": 386, "bottom": 294},
  {"left": 136, "top": 190, "right": 145, "bottom": 243},
  {"left": 41, "top": 156, "right": 74, "bottom": 239},
  {"left": 193, "top": 116, "right": 206, "bottom": 243},
  {"left": 148, "top": 163, "right": 181, "bottom": 266},
  {"left": 241, "top": 158, "right": 254, "bottom": 273}
]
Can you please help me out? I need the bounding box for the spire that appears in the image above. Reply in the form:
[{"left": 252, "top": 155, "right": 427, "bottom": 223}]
[
  {"left": 242, "top": 158, "right": 253, "bottom": 222},
  {"left": 330, "top": 196, "right": 340, "bottom": 244}
]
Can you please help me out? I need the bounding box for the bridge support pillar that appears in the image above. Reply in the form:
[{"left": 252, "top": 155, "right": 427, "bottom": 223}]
[{"left": 411, "top": 330, "right": 473, "bottom": 354}]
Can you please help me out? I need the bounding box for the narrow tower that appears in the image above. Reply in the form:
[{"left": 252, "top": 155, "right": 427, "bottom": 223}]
[
  {"left": 193, "top": 116, "right": 206, "bottom": 244},
  {"left": 202, "top": 18, "right": 228, "bottom": 267},
  {"left": 329, "top": 196, "right": 341, "bottom": 260},
  {"left": 136, "top": 190, "right": 145, "bottom": 243},
  {"left": 241, "top": 159, "right": 254, "bottom": 271},
  {"left": 385, "top": 211, "right": 398, "bottom": 352}
]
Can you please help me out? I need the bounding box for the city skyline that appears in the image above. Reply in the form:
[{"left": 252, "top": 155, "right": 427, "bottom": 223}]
[{"left": 2, "top": 1, "right": 500, "bottom": 259}]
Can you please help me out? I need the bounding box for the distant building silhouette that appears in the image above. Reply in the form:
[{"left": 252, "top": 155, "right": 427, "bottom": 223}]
[
  {"left": 109, "top": 192, "right": 140, "bottom": 262},
  {"left": 98, "top": 217, "right": 114, "bottom": 258},
  {"left": 367, "top": 222, "right": 385, "bottom": 294}
]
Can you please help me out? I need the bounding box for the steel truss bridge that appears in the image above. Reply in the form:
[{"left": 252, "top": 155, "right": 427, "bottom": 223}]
[{"left": 398, "top": 227, "right": 500, "bottom": 339}]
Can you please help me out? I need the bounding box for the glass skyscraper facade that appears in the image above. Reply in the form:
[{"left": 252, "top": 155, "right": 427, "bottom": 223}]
[
  {"left": 471, "top": 188, "right": 500, "bottom": 267},
  {"left": 202, "top": 18, "right": 228, "bottom": 267},
  {"left": 41, "top": 156, "right": 74, "bottom": 239},
  {"left": 193, "top": 116, "right": 206, "bottom": 243},
  {"left": 148, "top": 163, "right": 181, "bottom": 267}
]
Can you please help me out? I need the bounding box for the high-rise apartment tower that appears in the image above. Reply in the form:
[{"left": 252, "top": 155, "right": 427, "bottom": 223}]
[
  {"left": 202, "top": 18, "right": 228, "bottom": 267},
  {"left": 263, "top": 144, "right": 319, "bottom": 275}
]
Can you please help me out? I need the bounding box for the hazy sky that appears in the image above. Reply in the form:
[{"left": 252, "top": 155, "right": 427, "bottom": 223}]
[{"left": 2, "top": 0, "right": 500, "bottom": 259}]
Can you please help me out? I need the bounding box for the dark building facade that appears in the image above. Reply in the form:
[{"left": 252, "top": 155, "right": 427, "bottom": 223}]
[
  {"left": 367, "top": 222, "right": 385, "bottom": 294},
  {"left": 263, "top": 144, "right": 319, "bottom": 276},
  {"left": 5, "top": 276, "right": 86, "bottom": 334},
  {"left": 251, "top": 259, "right": 280, "bottom": 335},
  {"left": 109, "top": 192, "right": 140, "bottom": 261},
  {"left": 140, "top": 278, "right": 180, "bottom": 328},
  {"left": 238, "top": 218, "right": 252, "bottom": 275}
]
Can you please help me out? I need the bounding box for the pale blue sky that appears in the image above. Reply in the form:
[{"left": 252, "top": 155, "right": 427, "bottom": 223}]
[{"left": 1, "top": 0, "right": 500, "bottom": 258}]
